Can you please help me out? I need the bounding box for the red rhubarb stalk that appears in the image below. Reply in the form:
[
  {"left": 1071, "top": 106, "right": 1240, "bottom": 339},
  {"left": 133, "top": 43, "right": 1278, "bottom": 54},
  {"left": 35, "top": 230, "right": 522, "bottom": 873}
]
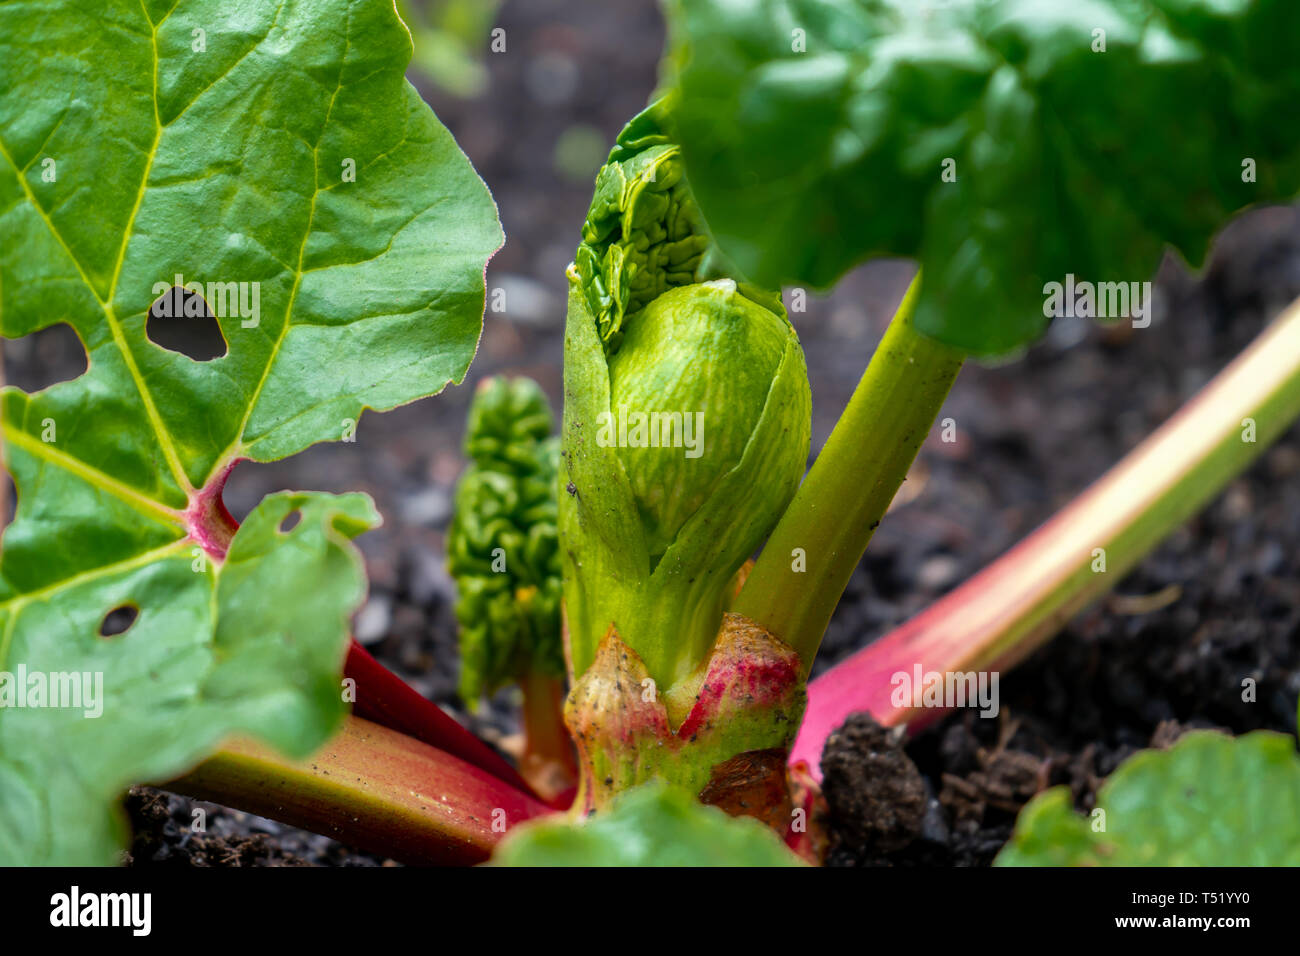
[{"left": 186, "top": 455, "right": 540, "bottom": 799}]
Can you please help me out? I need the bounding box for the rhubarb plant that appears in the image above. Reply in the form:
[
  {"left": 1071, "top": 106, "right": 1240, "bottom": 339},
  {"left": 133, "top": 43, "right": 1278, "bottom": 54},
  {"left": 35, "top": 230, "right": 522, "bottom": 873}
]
[
  {"left": 5, "top": 0, "right": 1300, "bottom": 869},
  {"left": 542, "top": 0, "right": 1300, "bottom": 830},
  {"left": 0, "top": 0, "right": 501, "bottom": 865}
]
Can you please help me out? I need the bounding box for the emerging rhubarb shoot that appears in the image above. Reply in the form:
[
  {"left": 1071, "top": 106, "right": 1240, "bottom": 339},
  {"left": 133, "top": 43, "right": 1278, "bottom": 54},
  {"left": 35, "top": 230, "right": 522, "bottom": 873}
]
[
  {"left": 447, "top": 377, "right": 573, "bottom": 801},
  {"left": 560, "top": 102, "right": 811, "bottom": 813}
]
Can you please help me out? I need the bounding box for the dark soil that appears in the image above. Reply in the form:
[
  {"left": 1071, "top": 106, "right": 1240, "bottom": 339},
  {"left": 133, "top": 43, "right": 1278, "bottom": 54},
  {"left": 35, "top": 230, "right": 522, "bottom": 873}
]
[
  {"left": 123, "top": 787, "right": 387, "bottom": 867},
  {"left": 8, "top": 0, "right": 1300, "bottom": 865}
]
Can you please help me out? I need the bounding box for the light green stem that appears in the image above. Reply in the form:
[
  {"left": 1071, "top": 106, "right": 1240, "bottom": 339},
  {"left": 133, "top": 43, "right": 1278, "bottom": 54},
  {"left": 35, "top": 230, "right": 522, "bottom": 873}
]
[{"left": 733, "top": 278, "right": 963, "bottom": 670}]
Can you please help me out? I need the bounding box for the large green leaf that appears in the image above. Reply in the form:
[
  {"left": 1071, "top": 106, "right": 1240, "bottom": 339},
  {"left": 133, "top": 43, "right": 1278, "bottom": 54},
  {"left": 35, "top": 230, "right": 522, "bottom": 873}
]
[
  {"left": 997, "top": 731, "right": 1300, "bottom": 866},
  {"left": 664, "top": 0, "right": 1300, "bottom": 354},
  {"left": 492, "top": 781, "right": 805, "bottom": 866},
  {"left": 0, "top": 0, "right": 502, "bottom": 864}
]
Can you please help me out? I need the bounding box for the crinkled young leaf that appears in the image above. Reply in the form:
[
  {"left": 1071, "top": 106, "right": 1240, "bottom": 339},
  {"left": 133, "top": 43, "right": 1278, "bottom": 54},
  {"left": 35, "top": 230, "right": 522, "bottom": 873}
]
[
  {"left": 492, "top": 781, "right": 804, "bottom": 866},
  {"left": 448, "top": 377, "right": 563, "bottom": 704},
  {"left": 996, "top": 731, "right": 1300, "bottom": 866},
  {"left": 577, "top": 141, "right": 711, "bottom": 348},
  {"left": 665, "top": 0, "right": 1300, "bottom": 354},
  {"left": 0, "top": 0, "right": 501, "bottom": 864}
]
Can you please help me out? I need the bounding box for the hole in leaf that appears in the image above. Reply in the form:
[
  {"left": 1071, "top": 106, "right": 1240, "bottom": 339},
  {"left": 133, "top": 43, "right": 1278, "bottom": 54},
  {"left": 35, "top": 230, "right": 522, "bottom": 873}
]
[
  {"left": 147, "top": 286, "right": 227, "bottom": 361},
  {"left": 2, "top": 322, "right": 88, "bottom": 393},
  {"left": 213, "top": 459, "right": 261, "bottom": 524},
  {"left": 279, "top": 510, "right": 301, "bottom": 533},
  {"left": 99, "top": 604, "right": 139, "bottom": 638}
]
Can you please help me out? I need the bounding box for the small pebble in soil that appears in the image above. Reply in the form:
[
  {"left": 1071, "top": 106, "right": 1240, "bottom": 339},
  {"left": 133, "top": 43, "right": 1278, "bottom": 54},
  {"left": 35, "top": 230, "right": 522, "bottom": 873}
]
[{"left": 354, "top": 593, "right": 393, "bottom": 645}]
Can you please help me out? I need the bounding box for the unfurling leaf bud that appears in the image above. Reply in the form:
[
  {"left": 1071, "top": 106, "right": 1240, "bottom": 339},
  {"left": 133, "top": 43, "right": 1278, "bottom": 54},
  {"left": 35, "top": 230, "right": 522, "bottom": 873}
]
[
  {"left": 607, "top": 279, "right": 799, "bottom": 560},
  {"left": 560, "top": 105, "right": 811, "bottom": 695}
]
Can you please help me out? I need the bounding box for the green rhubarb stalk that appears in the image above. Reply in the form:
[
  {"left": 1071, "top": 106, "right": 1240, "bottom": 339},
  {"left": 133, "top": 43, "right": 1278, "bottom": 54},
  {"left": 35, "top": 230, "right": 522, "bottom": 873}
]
[{"left": 733, "top": 277, "right": 963, "bottom": 671}]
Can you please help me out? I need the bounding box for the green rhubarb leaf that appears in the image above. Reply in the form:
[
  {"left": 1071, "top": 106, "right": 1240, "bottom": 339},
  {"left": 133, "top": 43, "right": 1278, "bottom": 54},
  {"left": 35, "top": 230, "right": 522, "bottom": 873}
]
[
  {"left": 996, "top": 731, "right": 1300, "bottom": 866},
  {"left": 664, "top": 0, "right": 1300, "bottom": 354},
  {"left": 492, "top": 781, "right": 805, "bottom": 866},
  {"left": 0, "top": 0, "right": 501, "bottom": 864}
]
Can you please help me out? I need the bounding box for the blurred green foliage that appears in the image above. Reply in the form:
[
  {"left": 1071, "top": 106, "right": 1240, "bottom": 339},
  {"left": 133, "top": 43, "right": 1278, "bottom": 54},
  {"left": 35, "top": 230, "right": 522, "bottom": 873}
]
[{"left": 398, "top": 0, "right": 501, "bottom": 98}]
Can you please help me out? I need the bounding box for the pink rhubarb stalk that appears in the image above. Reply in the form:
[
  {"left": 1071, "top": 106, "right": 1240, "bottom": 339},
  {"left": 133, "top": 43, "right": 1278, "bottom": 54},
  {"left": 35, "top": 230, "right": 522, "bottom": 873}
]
[{"left": 792, "top": 293, "right": 1300, "bottom": 777}]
